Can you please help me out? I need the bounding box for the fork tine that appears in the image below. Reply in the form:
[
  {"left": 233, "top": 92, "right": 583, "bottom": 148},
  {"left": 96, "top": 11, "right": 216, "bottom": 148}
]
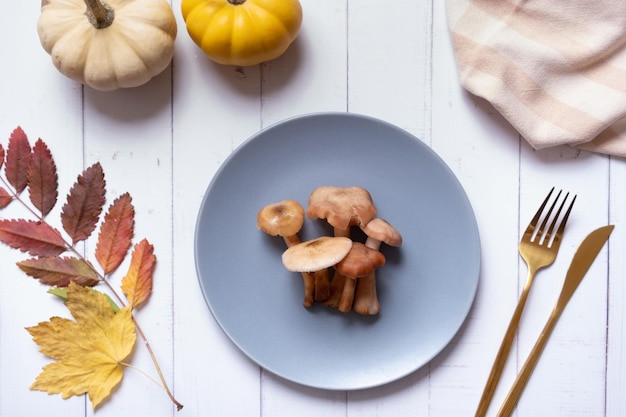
[
  {"left": 535, "top": 189, "right": 563, "bottom": 241},
  {"left": 543, "top": 191, "right": 568, "bottom": 243},
  {"left": 549, "top": 194, "right": 576, "bottom": 249},
  {"left": 525, "top": 187, "right": 555, "bottom": 236}
]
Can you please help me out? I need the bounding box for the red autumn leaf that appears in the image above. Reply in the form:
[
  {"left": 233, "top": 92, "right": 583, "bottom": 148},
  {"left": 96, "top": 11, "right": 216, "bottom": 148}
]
[
  {"left": 121, "top": 239, "right": 155, "bottom": 309},
  {"left": 0, "top": 219, "right": 66, "bottom": 256},
  {"left": 0, "top": 187, "right": 12, "bottom": 208},
  {"left": 5, "top": 126, "right": 32, "bottom": 193},
  {"left": 28, "top": 139, "right": 58, "bottom": 217},
  {"left": 95, "top": 193, "right": 135, "bottom": 275},
  {"left": 61, "top": 162, "right": 106, "bottom": 244},
  {"left": 17, "top": 256, "right": 100, "bottom": 287}
]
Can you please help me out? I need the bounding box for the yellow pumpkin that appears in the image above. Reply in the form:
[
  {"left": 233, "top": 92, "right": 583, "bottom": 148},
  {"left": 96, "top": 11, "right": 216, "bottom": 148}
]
[
  {"left": 37, "top": 0, "right": 177, "bottom": 92},
  {"left": 181, "top": 0, "right": 302, "bottom": 66}
]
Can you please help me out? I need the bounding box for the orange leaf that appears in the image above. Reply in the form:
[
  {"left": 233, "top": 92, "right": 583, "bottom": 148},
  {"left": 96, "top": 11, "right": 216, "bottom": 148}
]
[
  {"left": 5, "top": 126, "right": 32, "bottom": 193},
  {"left": 18, "top": 256, "right": 100, "bottom": 287},
  {"left": 95, "top": 193, "right": 134, "bottom": 275},
  {"left": 26, "top": 282, "right": 136, "bottom": 410},
  {"left": 0, "top": 187, "right": 12, "bottom": 208},
  {"left": 28, "top": 139, "right": 58, "bottom": 217},
  {"left": 0, "top": 219, "right": 66, "bottom": 256},
  {"left": 121, "top": 239, "right": 155, "bottom": 309},
  {"left": 61, "top": 162, "right": 106, "bottom": 244}
]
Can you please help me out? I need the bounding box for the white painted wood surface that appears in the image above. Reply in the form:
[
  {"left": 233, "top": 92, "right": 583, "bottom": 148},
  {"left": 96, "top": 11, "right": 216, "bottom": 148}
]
[{"left": 0, "top": 1, "right": 624, "bottom": 416}]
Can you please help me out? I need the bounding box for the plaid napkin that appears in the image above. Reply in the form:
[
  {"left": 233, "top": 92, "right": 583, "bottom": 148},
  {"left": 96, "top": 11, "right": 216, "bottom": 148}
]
[{"left": 446, "top": 0, "right": 626, "bottom": 158}]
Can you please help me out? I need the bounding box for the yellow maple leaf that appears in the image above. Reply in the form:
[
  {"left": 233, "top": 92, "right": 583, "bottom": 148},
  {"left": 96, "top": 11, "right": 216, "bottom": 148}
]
[{"left": 26, "top": 282, "right": 136, "bottom": 410}]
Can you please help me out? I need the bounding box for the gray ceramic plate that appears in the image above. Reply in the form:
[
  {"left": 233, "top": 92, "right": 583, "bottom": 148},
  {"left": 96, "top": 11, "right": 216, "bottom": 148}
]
[{"left": 195, "top": 112, "right": 480, "bottom": 390}]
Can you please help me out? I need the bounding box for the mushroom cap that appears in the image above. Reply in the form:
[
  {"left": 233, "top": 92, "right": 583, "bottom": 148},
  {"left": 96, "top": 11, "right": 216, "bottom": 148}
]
[
  {"left": 282, "top": 236, "right": 353, "bottom": 273},
  {"left": 257, "top": 199, "right": 305, "bottom": 237},
  {"left": 306, "top": 186, "right": 377, "bottom": 230},
  {"left": 334, "top": 242, "right": 386, "bottom": 278},
  {"left": 360, "top": 218, "right": 403, "bottom": 247}
]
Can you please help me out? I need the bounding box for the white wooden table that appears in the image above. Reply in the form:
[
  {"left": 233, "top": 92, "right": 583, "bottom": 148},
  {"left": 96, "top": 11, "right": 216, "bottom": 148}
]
[{"left": 1, "top": 1, "right": 625, "bottom": 416}]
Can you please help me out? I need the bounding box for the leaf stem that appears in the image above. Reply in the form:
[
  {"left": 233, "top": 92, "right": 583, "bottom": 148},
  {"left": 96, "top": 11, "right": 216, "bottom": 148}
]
[
  {"left": 132, "top": 319, "right": 183, "bottom": 411},
  {"left": 0, "top": 176, "right": 43, "bottom": 219}
]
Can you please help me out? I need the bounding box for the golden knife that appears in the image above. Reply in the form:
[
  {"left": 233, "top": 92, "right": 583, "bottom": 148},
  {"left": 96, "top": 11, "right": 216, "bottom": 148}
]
[{"left": 496, "top": 224, "right": 615, "bottom": 417}]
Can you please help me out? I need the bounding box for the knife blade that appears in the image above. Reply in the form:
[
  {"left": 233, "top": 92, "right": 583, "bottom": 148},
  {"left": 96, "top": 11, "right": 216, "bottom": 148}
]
[{"left": 496, "top": 224, "right": 615, "bottom": 417}]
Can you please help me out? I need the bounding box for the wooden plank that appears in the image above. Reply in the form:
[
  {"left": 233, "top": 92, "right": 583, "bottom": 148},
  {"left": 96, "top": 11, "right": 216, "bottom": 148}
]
[
  {"left": 171, "top": 0, "right": 264, "bottom": 414},
  {"left": 345, "top": 1, "right": 433, "bottom": 415},
  {"left": 81, "top": 69, "right": 177, "bottom": 416},
  {"left": 606, "top": 157, "right": 626, "bottom": 417},
  {"left": 0, "top": 3, "right": 85, "bottom": 417},
  {"left": 430, "top": 1, "right": 523, "bottom": 416},
  {"left": 258, "top": 1, "right": 350, "bottom": 415}
]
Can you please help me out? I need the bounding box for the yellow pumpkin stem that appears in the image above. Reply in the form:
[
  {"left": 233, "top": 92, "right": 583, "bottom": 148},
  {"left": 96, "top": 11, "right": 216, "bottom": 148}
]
[
  {"left": 84, "top": 0, "right": 115, "bottom": 29},
  {"left": 227, "top": 0, "right": 247, "bottom": 4}
]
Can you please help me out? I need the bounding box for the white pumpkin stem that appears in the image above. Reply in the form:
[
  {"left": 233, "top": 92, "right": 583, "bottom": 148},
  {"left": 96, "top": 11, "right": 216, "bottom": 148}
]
[{"left": 84, "top": 0, "right": 115, "bottom": 28}]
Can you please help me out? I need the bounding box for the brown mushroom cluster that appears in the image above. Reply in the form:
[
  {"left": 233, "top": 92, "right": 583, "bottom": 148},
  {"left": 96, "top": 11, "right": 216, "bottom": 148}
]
[{"left": 257, "top": 186, "right": 402, "bottom": 315}]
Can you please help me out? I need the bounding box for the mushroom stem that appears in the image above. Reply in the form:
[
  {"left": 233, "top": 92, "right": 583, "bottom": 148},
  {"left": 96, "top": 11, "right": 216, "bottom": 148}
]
[
  {"left": 313, "top": 269, "right": 330, "bottom": 302},
  {"left": 337, "top": 276, "right": 357, "bottom": 312},
  {"left": 301, "top": 272, "right": 315, "bottom": 307},
  {"left": 282, "top": 235, "right": 300, "bottom": 248},
  {"left": 282, "top": 234, "right": 316, "bottom": 307},
  {"left": 323, "top": 226, "right": 350, "bottom": 307},
  {"left": 323, "top": 272, "right": 346, "bottom": 308},
  {"left": 352, "top": 237, "right": 382, "bottom": 315},
  {"left": 352, "top": 272, "right": 380, "bottom": 315}
]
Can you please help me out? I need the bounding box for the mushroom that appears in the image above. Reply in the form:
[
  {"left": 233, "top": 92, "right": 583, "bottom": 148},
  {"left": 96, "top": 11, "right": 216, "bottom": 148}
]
[
  {"left": 306, "top": 186, "right": 377, "bottom": 238},
  {"left": 257, "top": 200, "right": 316, "bottom": 307},
  {"left": 353, "top": 218, "right": 402, "bottom": 315},
  {"left": 282, "top": 236, "right": 353, "bottom": 306},
  {"left": 334, "top": 241, "right": 386, "bottom": 313},
  {"left": 306, "top": 186, "right": 377, "bottom": 306},
  {"left": 257, "top": 199, "right": 305, "bottom": 247}
]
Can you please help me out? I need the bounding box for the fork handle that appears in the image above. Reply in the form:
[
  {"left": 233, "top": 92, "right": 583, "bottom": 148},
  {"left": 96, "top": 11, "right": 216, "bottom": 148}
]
[
  {"left": 495, "top": 306, "right": 562, "bottom": 417},
  {"left": 474, "top": 271, "right": 536, "bottom": 417}
]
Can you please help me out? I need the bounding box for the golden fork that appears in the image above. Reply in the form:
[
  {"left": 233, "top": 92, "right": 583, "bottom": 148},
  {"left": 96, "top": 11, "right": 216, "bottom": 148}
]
[{"left": 474, "top": 187, "right": 576, "bottom": 417}]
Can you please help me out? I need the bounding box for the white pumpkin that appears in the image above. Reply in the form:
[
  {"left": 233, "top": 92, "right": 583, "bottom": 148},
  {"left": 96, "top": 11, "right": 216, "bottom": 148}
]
[{"left": 37, "top": 0, "right": 177, "bottom": 91}]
